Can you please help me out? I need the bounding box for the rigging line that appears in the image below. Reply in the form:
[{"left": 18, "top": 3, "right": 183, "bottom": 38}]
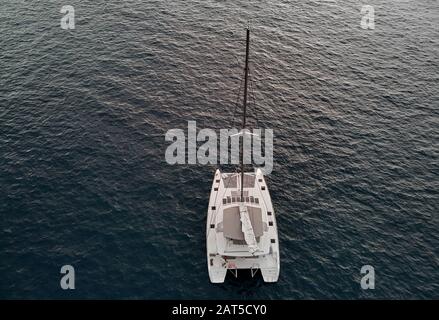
[
  {"left": 225, "top": 56, "right": 245, "bottom": 173},
  {"left": 212, "top": 56, "right": 244, "bottom": 176},
  {"left": 232, "top": 50, "right": 250, "bottom": 130},
  {"left": 215, "top": 69, "right": 244, "bottom": 193},
  {"left": 211, "top": 55, "right": 243, "bottom": 132},
  {"left": 210, "top": 63, "right": 252, "bottom": 226},
  {"left": 232, "top": 73, "right": 244, "bottom": 129},
  {"left": 252, "top": 79, "right": 260, "bottom": 129},
  {"left": 248, "top": 68, "right": 256, "bottom": 127},
  {"left": 226, "top": 62, "right": 245, "bottom": 173},
  {"left": 248, "top": 67, "right": 260, "bottom": 129}
]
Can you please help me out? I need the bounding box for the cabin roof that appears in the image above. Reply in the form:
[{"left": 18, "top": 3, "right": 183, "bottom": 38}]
[
  {"left": 222, "top": 173, "right": 255, "bottom": 189},
  {"left": 223, "top": 205, "right": 263, "bottom": 240}
]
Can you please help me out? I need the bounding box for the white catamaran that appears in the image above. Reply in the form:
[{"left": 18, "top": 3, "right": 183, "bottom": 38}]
[{"left": 206, "top": 28, "right": 280, "bottom": 283}]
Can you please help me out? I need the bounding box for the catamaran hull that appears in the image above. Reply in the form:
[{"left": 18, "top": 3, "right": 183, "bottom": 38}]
[{"left": 206, "top": 169, "right": 280, "bottom": 283}]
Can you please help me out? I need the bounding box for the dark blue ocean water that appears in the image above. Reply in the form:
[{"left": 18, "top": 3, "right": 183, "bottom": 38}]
[{"left": 1, "top": 0, "right": 438, "bottom": 299}]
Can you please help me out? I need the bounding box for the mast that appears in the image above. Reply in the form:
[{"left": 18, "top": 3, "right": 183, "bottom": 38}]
[{"left": 240, "top": 27, "right": 250, "bottom": 201}]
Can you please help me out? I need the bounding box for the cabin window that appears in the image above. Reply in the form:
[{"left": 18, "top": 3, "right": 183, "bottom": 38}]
[
  {"left": 223, "top": 198, "right": 227, "bottom": 204},
  {"left": 271, "top": 239, "right": 276, "bottom": 243},
  {"left": 269, "top": 221, "right": 273, "bottom": 226},
  {"left": 255, "top": 198, "right": 259, "bottom": 204},
  {"left": 227, "top": 197, "right": 231, "bottom": 204},
  {"left": 250, "top": 196, "right": 254, "bottom": 203},
  {"left": 232, "top": 197, "right": 236, "bottom": 203},
  {"left": 246, "top": 197, "right": 250, "bottom": 202}
]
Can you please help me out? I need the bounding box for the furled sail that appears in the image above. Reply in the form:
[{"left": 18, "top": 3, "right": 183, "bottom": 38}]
[{"left": 239, "top": 204, "right": 259, "bottom": 254}]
